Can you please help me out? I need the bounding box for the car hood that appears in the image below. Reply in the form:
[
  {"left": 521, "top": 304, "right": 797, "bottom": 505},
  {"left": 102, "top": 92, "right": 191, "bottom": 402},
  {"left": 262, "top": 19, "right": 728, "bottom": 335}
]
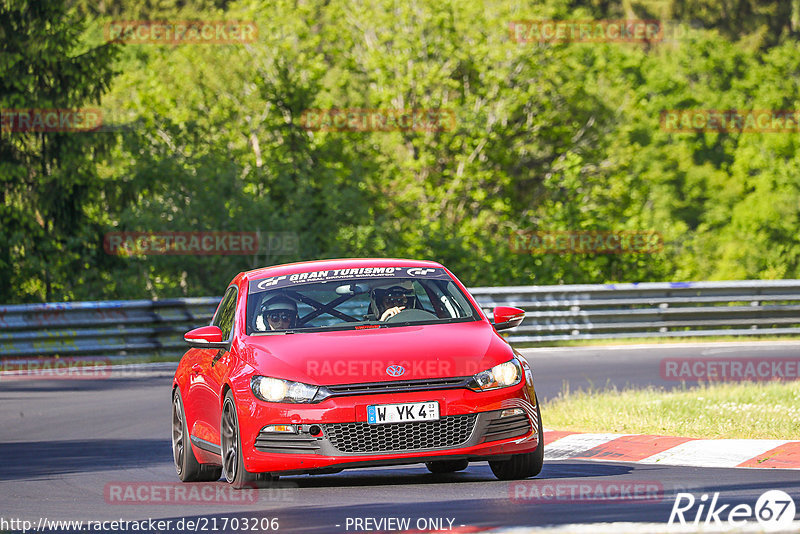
[{"left": 241, "top": 320, "right": 513, "bottom": 385}]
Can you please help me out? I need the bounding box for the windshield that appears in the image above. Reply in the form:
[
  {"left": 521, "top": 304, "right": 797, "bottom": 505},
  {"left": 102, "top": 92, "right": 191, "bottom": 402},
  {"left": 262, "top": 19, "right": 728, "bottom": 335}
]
[{"left": 246, "top": 267, "right": 479, "bottom": 334}]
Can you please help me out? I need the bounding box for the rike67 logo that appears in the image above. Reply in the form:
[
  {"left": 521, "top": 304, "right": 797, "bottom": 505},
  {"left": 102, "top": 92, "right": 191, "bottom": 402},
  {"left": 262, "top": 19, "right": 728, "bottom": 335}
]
[{"left": 669, "top": 490, "right": 796, "bottom": 530}]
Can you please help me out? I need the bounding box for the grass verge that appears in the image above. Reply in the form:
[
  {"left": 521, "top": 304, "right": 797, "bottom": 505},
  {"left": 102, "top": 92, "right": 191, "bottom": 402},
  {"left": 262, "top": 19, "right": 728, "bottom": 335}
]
[{"left": 541, "top": 381, "right": 800, "bottom": 439}]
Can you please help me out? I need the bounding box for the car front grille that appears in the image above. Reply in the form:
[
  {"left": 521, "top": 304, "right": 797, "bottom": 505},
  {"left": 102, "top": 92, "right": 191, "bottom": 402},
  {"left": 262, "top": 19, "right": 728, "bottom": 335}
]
[
  {"left": 323, "top": 414, "right": 477, "bottom": 454},
  {"left": 324, "top": 377, "right": 469, "bottom": 397}
]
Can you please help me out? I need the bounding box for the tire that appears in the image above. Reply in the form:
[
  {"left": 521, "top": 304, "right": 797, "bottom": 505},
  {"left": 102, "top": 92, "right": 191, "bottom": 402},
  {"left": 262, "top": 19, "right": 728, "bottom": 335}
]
[
  {"left": 221, "top": 391, "right": 258, "bottom": 489},
  {"left": 488, "top": 395, "right": 544, "bottom": 480},
  {"left": 172, "top": 387, "right": 222, "bottom": 482},
  {"left": 425, "top": 459, "right": 469, "bottom": 474}
]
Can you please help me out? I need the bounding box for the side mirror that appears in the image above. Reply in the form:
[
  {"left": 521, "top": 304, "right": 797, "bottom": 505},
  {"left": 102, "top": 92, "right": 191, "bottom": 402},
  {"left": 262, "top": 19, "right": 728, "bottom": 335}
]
[
  {"left": 492, "top": 306, "right": 525, "bottom": 331},
  {"left": 184, "top": 325, "right": 229, "bottom": 349}
]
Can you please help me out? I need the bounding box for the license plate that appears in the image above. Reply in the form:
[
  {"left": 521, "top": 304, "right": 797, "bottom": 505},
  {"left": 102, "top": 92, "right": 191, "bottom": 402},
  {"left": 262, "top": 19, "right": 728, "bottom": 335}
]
[{"left": 367, "top": 401, "right": 439, "bottom": 424}]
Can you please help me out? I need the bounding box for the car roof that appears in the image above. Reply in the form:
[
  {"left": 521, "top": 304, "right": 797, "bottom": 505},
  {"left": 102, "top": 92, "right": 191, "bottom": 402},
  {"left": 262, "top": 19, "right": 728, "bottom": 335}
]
[{"left": 234, "top": 258, "right": 446, "bottom": 285}]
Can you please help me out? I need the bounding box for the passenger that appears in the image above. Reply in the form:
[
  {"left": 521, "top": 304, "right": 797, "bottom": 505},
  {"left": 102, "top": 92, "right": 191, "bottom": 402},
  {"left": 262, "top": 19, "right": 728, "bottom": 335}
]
[{"left": 258, "top": 296, "right": 298, "bottom": 331}]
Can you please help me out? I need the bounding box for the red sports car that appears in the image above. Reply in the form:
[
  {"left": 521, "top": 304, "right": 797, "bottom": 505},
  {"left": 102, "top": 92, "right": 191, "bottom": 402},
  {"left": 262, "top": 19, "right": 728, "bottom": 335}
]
[{"left": 172, "top": 258, "right": 543, "bottom": 488}]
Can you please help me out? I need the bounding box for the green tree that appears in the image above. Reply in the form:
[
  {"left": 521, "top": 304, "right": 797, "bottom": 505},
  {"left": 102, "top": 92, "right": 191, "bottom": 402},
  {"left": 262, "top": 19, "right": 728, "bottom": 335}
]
[{"left": 0, "top": 0, "right": 118, "bottom": 302}]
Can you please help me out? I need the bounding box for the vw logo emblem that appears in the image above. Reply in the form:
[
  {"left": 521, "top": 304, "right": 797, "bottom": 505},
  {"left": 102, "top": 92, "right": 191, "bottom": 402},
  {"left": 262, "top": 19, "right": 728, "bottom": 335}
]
[{"left": 386, "top": 365, "right": 405, "bottom": 377}]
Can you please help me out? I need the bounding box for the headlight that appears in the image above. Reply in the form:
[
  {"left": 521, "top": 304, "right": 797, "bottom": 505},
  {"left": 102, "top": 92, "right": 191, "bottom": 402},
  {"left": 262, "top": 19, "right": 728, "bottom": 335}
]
[
  {"left": 467, "top": 359, "right": 523, "bottom": 391},
  {"left": 251, "top": 376, "right": 319, "bottom": 403}
]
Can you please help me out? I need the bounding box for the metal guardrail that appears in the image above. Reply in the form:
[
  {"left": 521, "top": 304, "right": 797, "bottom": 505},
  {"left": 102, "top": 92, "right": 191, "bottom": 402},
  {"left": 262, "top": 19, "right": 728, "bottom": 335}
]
[
  {"left": 1, "top": 280, "right": 799, "bottom": 359},
  {"left": 470, "top": 280, "right": 800, "bottom": 342},
  {"left": 0, "top": 298, "right": 219, "bottom": 359}
]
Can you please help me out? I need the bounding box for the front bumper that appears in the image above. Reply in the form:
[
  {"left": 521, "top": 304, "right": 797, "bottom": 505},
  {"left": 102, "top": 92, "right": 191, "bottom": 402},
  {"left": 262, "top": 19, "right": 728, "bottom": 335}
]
[{"left": 234, "top": 382, "right": 540, "bottom": 474}]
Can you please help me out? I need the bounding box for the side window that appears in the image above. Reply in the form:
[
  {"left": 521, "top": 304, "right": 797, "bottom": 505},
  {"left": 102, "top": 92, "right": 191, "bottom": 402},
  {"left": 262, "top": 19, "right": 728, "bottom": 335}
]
[
  {"left": 412, "top": 281, "right": 435, "bottom": 313},
  {"left": 213, "top": 287, "right": 238, "bottom": 341},
  {"left": 443, "top": 281, "right": 471, "bottom": 318}
]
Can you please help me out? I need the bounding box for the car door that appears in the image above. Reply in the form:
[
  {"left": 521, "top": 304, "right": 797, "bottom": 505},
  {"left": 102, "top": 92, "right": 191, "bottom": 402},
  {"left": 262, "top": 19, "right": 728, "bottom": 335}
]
[{"left": 187, "top": 286, "right": 237, "bottom": 450}]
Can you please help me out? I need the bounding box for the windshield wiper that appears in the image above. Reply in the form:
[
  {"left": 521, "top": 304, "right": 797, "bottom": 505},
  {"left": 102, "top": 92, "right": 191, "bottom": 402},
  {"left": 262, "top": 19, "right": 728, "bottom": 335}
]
[{"left": 250, "top": 330, "right": 295, "bottom": 335}]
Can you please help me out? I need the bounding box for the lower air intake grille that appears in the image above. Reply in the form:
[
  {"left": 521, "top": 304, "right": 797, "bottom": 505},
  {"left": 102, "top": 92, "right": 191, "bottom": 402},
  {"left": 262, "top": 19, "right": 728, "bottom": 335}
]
[
  {"left": 483, "top": 413, "right": 532, "bottom": 442},
  {"left": 323, "top": 414, "right": 477, "bottom": 453},
  {"left": 254, "top": 432, "right": 321, "bottom": 454}
]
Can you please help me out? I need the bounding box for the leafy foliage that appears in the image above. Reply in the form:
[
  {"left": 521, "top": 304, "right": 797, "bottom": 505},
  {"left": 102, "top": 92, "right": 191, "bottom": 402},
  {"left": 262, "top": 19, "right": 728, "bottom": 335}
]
[
  {"left": 1, "top": 0, "right": 118, "bottom": 301},
  {"left": 2, "top": 0, "right": 799, "bottom": 301}
]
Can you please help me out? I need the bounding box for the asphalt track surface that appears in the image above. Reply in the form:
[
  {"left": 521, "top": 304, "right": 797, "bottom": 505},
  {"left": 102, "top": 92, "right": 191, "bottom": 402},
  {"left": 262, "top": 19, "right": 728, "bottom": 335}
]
[{"left": 1, "top": 341, "right": 799, "bottom": 532}]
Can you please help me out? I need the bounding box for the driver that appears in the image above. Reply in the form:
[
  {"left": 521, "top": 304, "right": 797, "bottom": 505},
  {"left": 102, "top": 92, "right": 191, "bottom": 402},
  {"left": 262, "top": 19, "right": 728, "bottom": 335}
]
[
  {"left": 258, "top": 295, "right": 298, "bottom": 331},
  {"left": 372, "top": 284, "right": 414, "bottom": 321}
]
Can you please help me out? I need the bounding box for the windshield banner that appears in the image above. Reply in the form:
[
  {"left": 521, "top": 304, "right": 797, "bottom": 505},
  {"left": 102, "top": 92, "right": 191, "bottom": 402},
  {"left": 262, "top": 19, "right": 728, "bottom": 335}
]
[{"left": 248, "top": 267, "right": 450, "bottom": 293}]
